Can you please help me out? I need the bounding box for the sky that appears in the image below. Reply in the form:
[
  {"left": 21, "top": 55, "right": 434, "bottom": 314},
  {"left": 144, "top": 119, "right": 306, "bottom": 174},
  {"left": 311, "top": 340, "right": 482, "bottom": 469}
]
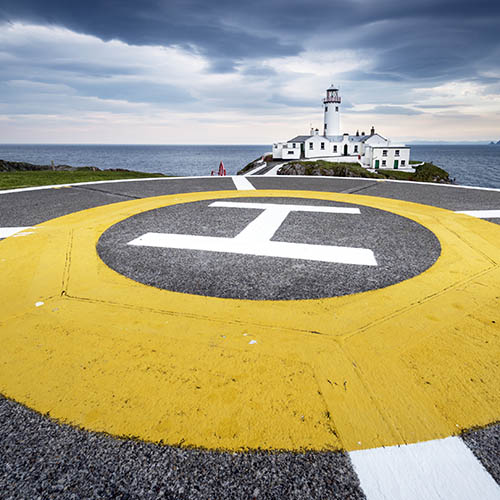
[{"left": 0, "top": 0, "right": 499, "bottom": 144}]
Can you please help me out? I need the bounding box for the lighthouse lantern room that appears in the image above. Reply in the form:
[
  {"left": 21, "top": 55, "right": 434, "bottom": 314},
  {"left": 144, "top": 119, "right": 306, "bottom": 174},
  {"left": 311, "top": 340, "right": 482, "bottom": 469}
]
[{"left": 323, "top": 84, "right": 341, "bottom": 136}]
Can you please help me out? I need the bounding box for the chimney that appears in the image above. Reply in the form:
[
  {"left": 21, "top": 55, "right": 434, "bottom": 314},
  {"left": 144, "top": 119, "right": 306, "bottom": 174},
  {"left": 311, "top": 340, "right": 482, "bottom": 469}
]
[
  {"left": 370, "top": 126, "right": 375, "bottom": 135},
  {"left": 362, "top": 131, "right": 365, "bottom": 136},
  {"left": 356, "top": 130, "right": 360, "bottom": 136}
]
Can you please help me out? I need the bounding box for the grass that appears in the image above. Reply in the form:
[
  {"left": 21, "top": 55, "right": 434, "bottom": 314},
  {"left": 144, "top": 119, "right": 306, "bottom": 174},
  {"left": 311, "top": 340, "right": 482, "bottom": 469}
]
[
  {"left": 298, "top": 161, "right": 381, "bottom": 178},
  {"left": 0, "top": 168, "right": 166, "bottom": 190}
]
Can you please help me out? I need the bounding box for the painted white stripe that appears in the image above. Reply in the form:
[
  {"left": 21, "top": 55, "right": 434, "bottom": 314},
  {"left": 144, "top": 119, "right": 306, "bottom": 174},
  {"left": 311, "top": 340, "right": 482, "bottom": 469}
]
[
  {"left": 455, "top": 209, "right": 500, "bottom": 219},
  {"left": 263, "top": 162, "right": 285, "bottom": 175},
  {"left": 232, "top": 176, "right": 255, "bottom": 190},
  {"left": 0, "top": 227, "right": 31, "bottom": 238},
  {"left": 129, "top": 200, "right": 375, "bottom": 265},
  {"left": 0, "top": 175, "right": 229, "bottom": 195},
  {"left": 210, "top": 201, "right": 361, "bottom": 214},
  {"left": 1, "top": 174, "right": 500, "bottom": 195},
  {"left": 128, "top": 232, "right": 377, "bottom": 265},
  {"left": 350, "top": 436, "right": 500, "bottom": 500}
]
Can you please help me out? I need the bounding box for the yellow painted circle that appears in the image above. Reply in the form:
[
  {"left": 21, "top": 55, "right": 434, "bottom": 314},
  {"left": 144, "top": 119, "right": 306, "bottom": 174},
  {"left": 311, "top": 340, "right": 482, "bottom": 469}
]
[{"left": 0, "top": 189, "right": 499, "bottom": 452}]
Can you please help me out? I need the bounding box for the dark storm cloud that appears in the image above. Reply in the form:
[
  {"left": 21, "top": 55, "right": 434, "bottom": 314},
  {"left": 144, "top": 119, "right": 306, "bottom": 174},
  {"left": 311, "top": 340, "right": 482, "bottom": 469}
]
[{"left": 1, "top": 0, "right": 499, "bottom": 82}]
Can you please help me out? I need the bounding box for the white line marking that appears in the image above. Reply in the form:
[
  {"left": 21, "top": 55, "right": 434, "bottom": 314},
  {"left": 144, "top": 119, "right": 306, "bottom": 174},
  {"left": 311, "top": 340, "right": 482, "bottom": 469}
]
[
  {"left": 0, "top": 227, "right": 31, "bottom": 238},
  {"left": 349, "top": 436, "right": 500, "bottom": 500},
  {"left": 455, "top": 210, "right": 500, "bottom": 219},
  {"left": 128, "top": 201, "right": 376, "bottom": 266},
  {"left": 232, "top": 176, "right": 255, "bottom": 190},
  {"left": 210, "top": 201, "right": 361, "bottom": 214},
  {"left": 2, "top": 174, "right": 500, "bottom": 195},
  {"left": 128, "top": 232, "right": 377, "bottom": 265}
]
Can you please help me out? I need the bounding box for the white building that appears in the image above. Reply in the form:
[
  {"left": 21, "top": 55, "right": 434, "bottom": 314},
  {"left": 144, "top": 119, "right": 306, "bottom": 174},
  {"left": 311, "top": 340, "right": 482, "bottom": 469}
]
[{"left": 272, "top": 84, "right": 411, "bottom": 170}]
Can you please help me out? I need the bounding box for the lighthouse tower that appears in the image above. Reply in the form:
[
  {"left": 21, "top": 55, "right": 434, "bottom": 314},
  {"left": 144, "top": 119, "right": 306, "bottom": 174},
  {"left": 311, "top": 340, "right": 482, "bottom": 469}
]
[{"left": 323, "top": 84, "right": 341, "bottom": 136}]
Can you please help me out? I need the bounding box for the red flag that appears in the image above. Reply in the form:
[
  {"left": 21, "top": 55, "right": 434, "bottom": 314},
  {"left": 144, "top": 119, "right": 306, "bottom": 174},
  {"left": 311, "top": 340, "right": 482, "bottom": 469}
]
[{"left": 218, "top": 161, "right": 224, "bottom": 176}]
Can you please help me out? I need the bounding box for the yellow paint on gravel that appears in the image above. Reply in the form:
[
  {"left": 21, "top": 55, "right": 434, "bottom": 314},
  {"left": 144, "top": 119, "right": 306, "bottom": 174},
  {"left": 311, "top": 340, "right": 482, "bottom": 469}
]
[{"left": 0, "top": 190, "right": 499, "bottom": 452}]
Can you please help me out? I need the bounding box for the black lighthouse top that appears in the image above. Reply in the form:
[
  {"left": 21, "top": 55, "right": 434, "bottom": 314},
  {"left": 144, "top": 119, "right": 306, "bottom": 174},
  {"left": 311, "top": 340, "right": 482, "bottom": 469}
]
[{"left": 323, "top": 84, "right": 341, "bottom": 104}]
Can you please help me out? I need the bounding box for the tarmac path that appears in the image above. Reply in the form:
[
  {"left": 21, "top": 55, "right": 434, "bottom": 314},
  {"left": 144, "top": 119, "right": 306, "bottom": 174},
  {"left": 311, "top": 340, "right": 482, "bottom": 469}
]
[{"left": 1, "top": 175, "right": 499, "bottom": 499}]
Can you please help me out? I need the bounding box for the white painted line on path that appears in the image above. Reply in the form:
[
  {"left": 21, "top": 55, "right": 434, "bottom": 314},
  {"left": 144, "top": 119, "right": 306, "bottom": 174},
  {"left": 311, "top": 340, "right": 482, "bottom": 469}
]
[
  {"left": 350, "top": 436, "right": 500, "bottom": 500},
  {"left": 455, "top": 209, "right": 500, "bottom": 219},
  {"left": 263, "top": 162, "right": 285, "bottom": 175},
  {"left": 0, "top": 227, "right": 31, "bottom": 238},
  {"left": 232, "top": 176, "right": 255, "bottom": 190}
]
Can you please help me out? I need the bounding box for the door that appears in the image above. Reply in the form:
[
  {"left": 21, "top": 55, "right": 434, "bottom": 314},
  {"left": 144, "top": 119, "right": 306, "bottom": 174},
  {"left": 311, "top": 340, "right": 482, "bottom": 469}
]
[
  {"left": 343, "top": 144, "right": 348, "bottom": 156},
  {"left": 375, "top": 160, "right": 379, "bottom": 169},
  {"left": 394, "top": 159, "right": 399, "bottom": 169},
  {"left": 301, "top": 143, "right": 305, "bottom": 158}
]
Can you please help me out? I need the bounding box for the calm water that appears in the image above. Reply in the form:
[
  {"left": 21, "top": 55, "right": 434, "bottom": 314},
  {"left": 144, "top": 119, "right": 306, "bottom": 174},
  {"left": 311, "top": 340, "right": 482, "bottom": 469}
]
[
  {"left": 0, "top": 145, "right": 268, "bottom": 178},
  {"left": 409, "top": 145, "right": 500, "bottom": 189},
  {"left": 1, "top": 144, "right": 500, "bottom": 189}
]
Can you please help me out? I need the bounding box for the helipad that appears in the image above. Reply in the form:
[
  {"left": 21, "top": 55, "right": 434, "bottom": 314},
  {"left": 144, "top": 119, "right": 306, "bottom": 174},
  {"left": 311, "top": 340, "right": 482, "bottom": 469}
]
[{"left": 1, "top": 175, "right": 499, "bottom": 499}]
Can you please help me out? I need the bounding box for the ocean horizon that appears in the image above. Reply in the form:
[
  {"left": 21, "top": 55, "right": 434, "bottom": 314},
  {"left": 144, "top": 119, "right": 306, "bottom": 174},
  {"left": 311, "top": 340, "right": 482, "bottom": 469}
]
[{"left": 1, "top": 143, "right": 500, "bottom": 189}]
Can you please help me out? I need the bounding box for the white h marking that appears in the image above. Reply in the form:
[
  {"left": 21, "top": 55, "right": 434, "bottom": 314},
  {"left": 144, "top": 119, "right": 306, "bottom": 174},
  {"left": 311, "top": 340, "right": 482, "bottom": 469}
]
[
  {"left": 350, "top": 436, "right": 500, "bottom": 500},
  {"left": 128, "top": 201, "right": 377, "bottom": 266}
]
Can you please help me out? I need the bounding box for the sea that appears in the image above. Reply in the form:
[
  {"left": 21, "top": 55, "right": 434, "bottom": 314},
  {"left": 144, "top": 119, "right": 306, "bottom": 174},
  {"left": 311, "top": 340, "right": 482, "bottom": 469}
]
[{"left": 1, "top": 144, "right": 500, "bottom": 189}]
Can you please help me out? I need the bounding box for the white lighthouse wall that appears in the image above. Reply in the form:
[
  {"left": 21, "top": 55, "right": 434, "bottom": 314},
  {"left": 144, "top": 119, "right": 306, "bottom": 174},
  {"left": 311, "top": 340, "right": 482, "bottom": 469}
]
[{"left": 324, "top": 104, "right": 340, "bottom": 136}]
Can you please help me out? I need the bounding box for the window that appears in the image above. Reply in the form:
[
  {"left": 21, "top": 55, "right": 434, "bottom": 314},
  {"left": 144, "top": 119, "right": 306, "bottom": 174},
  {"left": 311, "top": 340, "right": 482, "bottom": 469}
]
[
  {"left": 309, "top": 143, "right": 313, "bottom": 150},
  {"left": 382, "top": 150, "right": 388, "bottom": 156},
  {"left": 320, "top": 142, "right": 325, "bottom": 150},
  {"left": 335, "top": 106, "right": 339, "bottom": 112},
  {"left": 325, "top": 123, "right": 327, "bottom": 130},
  {"left": 288, "top": 150, "right": 294, "bottom": 154},
  {"left": 292, "top": 143, "right": 296, "bottom": 148},
  {"left": 395, "top": 150, "right": 400, "bottom": 156},
  {"left": 333, "top": 145, "right": 337, "bottom": 153},
  {"left": 325, "top": 106, "right": 328, "bottom": 112},
  {"left": 354, "top": 145, "right": 358, "bottom": 153},
  {"left": 401, "top": 160, "right": 406, "bottom": 166},
  {"left": 382, "top": 160, "right": 387, "bottom": 167}
]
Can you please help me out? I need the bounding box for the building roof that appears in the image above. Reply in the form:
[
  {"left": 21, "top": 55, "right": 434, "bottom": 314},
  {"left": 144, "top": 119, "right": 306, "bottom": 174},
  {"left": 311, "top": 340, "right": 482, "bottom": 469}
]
[
  {"left": 287, "top": 135, "right": 310, "bottom": 143},
  {"left": 288, "top": 134, "right": 370, "bottom": 143}
]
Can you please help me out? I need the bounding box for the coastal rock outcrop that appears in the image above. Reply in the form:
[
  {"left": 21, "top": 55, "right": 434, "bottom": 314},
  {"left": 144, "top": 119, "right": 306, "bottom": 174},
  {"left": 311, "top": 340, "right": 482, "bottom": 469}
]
[{"left": 0, "top": 159, "right": 131, "bottom": 173}]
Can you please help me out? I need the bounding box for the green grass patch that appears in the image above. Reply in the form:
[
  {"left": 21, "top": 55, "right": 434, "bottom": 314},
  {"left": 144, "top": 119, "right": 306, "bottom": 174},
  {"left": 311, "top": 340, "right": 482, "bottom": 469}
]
[
  {"left": 377, "top": 168, "right": 414, "bottom": 180},
  {"left": 0, "top": 169, "right": 166, "bottom": 190},
  {"left": 284, "top": 161, "right": 380, "bottom": 178},
  {"left": 279, "top": 160, "right": 451, "bottom": 184}
]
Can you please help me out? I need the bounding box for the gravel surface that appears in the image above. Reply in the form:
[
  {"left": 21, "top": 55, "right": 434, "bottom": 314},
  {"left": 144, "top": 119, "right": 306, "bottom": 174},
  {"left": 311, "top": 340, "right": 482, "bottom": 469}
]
[
  {"left": 462, "top": 423, "right": 500, "bottom": 484},
  {"left": 0, "top": 396, "right": 365, "bottom": 500},
  {"left": 97, "top": 196, "right": 440, "bottom": 300}
]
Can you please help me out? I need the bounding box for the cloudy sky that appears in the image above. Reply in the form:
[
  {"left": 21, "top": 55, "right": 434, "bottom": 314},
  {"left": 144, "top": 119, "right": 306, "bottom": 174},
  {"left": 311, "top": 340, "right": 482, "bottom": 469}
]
[{"left": 1, "top": 0, "right": 499, "bottom": 144}]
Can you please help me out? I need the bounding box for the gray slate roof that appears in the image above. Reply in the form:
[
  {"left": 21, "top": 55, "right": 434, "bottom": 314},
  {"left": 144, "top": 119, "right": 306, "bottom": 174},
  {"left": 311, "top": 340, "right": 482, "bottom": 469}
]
[
  {"left": 287, "top": 134, "right": 369, "bottom": 143},
  {"left": 287, "top": 136, "right": 310, "bottom": 143}
]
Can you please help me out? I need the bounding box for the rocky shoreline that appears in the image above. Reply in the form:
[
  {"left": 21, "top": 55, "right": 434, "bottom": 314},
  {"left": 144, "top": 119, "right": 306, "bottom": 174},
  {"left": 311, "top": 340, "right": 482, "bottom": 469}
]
[
  {"left": 238, "top": 157, "right": 453, "bottom": 184},
  {"left": 0, "top": 159, "right": 137, "bottom": 173}
]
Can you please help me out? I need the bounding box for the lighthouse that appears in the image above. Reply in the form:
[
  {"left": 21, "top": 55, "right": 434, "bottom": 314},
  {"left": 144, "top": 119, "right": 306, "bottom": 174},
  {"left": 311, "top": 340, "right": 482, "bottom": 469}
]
[{"left": 323, "top": 84, "right": 341, "bottom": 136}]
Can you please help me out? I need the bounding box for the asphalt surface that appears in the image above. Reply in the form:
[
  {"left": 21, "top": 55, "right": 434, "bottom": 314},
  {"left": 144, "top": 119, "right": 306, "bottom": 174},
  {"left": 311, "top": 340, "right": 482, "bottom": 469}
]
[{"left": 1, "top": 175, "right": 499, "bottom": 499}]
